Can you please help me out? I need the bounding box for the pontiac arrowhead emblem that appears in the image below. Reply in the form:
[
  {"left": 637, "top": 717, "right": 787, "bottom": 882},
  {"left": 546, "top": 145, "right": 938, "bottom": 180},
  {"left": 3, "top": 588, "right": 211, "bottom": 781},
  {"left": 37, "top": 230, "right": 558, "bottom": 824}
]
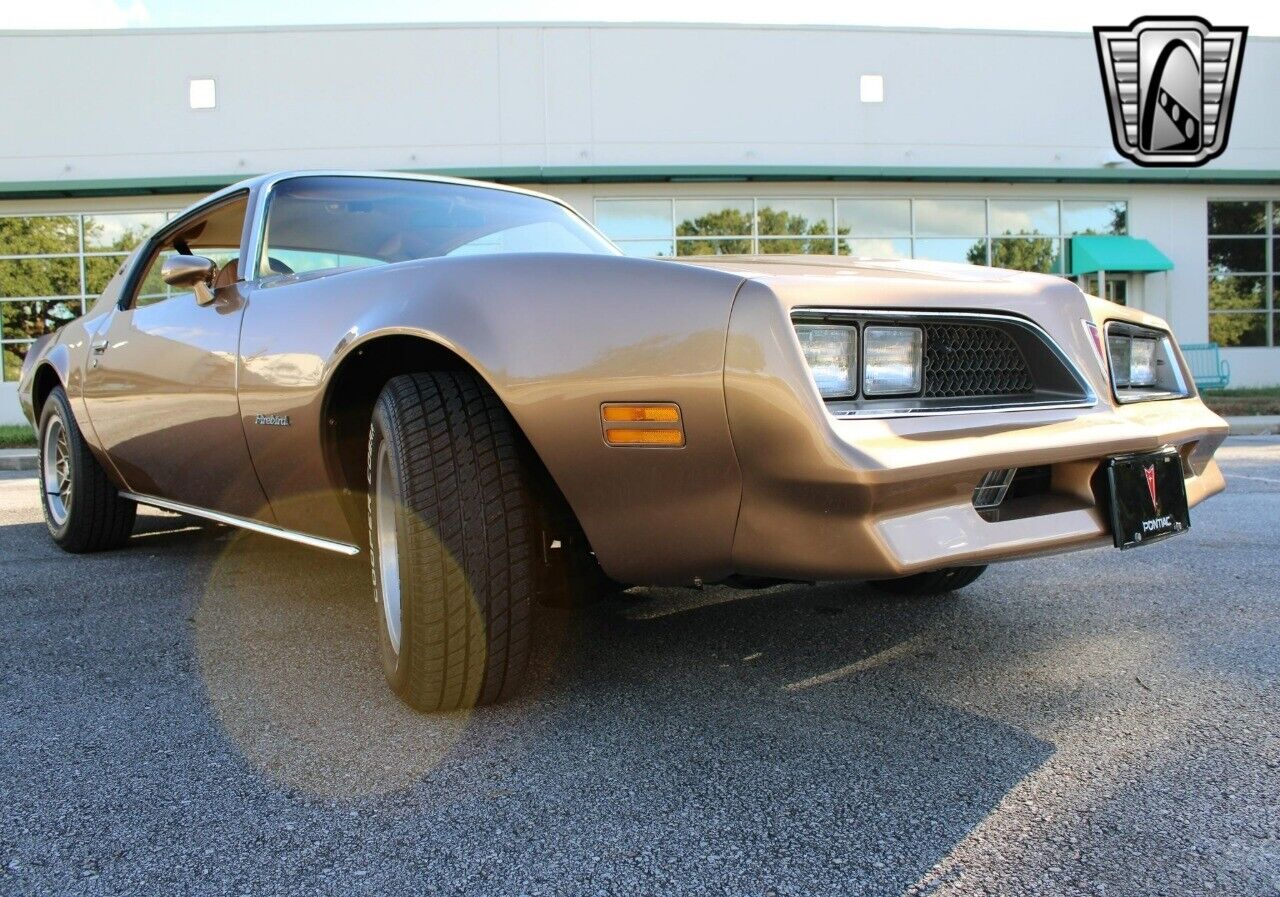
[
  {"left": 1094, "top": 17, "right": 1247, "bottom": 167},
  {"left": 1143, "top": 463, "right": 1160, "bottom": 514}
]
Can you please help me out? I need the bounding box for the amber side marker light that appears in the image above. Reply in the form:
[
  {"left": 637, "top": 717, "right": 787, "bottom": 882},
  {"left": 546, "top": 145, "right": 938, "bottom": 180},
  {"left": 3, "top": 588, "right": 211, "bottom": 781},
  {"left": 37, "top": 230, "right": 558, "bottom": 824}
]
[{"left": 601, "top": 403, "right": 684, "bottom": 447}]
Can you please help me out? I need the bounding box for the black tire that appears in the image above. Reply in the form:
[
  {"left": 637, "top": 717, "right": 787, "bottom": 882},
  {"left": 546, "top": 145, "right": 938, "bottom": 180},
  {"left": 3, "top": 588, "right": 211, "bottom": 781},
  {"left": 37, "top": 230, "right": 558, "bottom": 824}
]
[
  {"left": 37, "top": 387, "right": 136, "bottom": 553},
  {"left": 367, "top": 372, "right": 537, "bottom": 711},
  {"left": 869, "top": 565, "right": 987, "bottom": 597}
]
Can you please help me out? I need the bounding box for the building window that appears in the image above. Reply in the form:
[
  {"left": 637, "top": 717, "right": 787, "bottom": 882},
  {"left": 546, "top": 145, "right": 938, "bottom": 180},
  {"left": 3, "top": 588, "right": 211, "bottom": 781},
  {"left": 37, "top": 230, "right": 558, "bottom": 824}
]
[
  {"left": 595, "top": 196, "right": 1127, "bottom": 278},
  {"left": 1207, "top": 200, "right": 1277, "bottom": 347},
  {"left": 0, "top": 211, "right": 170, "bottom": 380}
]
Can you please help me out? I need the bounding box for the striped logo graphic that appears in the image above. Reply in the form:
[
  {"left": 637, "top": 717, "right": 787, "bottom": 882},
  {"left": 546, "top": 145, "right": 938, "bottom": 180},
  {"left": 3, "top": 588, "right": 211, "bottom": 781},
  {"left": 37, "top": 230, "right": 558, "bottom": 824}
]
[{"left": 1094, "top": 17, "right": 1247, "bottom": 167}]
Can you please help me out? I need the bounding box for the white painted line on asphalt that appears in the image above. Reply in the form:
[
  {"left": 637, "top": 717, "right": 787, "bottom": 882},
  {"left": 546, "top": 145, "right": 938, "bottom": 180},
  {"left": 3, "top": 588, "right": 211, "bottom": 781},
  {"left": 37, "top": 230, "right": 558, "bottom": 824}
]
[
  {"left": 784, "top": 634, "right": 927, "bottom": 691},
  {"left": 1228, "top": 473, "right": 1280, "bottom": 485}
]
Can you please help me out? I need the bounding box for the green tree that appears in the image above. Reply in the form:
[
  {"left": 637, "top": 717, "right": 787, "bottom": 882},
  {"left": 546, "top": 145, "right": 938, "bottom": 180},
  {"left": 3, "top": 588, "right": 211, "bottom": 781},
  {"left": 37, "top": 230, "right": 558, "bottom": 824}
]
[
  {"left": 676, "top": 208, "right": 752, "bottom": 255},
  {"left": 969, "top": 231, "right": 1058, "bottom": 273},
  {"left": 675, "top": 207, "right": 849, "bottom": 255},
  {"left": 0, "top": 216, "right": 84, "bottom": 380},
  {"left": 1208, "top": 277, "right": 1266, "bottom": 346}
]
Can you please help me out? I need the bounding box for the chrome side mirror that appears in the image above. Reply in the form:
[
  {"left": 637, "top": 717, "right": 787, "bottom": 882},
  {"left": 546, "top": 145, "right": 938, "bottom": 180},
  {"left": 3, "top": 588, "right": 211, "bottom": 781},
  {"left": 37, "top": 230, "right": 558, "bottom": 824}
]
[{"left": 161, "top": 254, "right": 217, "bottom": 306}]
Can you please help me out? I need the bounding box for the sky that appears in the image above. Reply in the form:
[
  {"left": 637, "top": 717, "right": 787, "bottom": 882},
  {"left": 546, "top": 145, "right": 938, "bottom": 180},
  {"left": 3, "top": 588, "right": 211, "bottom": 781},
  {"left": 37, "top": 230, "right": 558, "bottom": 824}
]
[{"left": 3, "top": 0, "right": 1279, "bottom": 34}]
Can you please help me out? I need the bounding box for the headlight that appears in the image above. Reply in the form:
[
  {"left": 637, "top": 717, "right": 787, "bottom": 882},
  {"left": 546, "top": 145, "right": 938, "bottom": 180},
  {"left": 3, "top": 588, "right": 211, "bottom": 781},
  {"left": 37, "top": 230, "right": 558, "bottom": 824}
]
[
  {"left": 863, "top": 325, "right": 923, "bottom": 396},
  {"left": 795, "top": 324, "right": 857, "bottom": 398},
  {"left": 1128, "top": 337, "right": 1159, "bottom": 387},
  {"left": 1105, "top": 323, "right": 1189, "bottom": 401}
]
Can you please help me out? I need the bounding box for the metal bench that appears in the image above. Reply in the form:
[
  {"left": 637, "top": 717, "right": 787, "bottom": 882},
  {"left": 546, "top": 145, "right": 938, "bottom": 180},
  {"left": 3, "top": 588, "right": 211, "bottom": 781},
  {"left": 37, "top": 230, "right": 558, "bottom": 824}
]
[{"left": 1180, "top": 342, "right": 1231, "bottom": 390}]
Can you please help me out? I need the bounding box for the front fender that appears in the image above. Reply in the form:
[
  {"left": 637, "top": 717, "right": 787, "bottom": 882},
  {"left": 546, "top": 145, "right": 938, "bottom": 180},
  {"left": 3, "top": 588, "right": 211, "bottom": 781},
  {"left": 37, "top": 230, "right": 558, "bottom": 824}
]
[{"left": 239, "top": 254, "right": 748, "bottom": 583}]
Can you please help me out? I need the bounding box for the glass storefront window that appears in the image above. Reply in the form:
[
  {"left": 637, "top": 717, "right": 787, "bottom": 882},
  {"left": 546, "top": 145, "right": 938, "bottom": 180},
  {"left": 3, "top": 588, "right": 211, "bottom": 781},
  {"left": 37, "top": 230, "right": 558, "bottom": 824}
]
[
  {"left": 674, "top": 200, "right": 752, "bottom": 239},
  {"left": 676, "top": 238, "right": 752, "bottom": 255},
  {"left": 595, "top": 200, "right": 672, "bottom": 240},
  {"left": 1, "top": 299, "right": 82, "bottom": 342},
  {"left": 0, "top": 215, "right": 79, "bottom": 255},
  {"left": 1208, "top": 275, "right": 1268, "bottom": 311},
  {"left": 1209, "top": 312, "right": 1267, "bottom": 347},
  {"left": 0, "top": 257, "right": 80, "bottom": 298},
  {"left": 83, "top": 212, "right": 167, "bottom": 252},
  {"left": 914, "top": 238, "right": 985, "bottom": 264},
  {"left": 595, "top": 196, "right": 1125, "bottom": 275},
  {"left": 0, "top": 209, "right": 176, "bottom": 380},
  {"left": 615, "top": 240, "right": 674, "bottom": 258},
  {"left": 1208, "top": 201, "right": 1266, "bottom": 235},
  {"left": 991, "top": 237, "right": 1061, "bottom": 274},
  {"left": 758, "top": 237, "right": 836, "bottom": 254},
  {"left": 913, "top": 199, "right": 985, "bottom": 237},
  {"left": 989, "top": 200, "right": 1058, "bottom": 237},
  {"left": 756, "top": 199, "right": 834, "bottom": 237},
  {"left": 85, "top": 255, "right": 129, "bottom": 294},
  {"left": 1207, "top": 200, "right": 1278, "bottom": 346},
  {"left": 838, "top": 199, "right": 911, "bottom": 237},
  {"left": 1208, "top": 238, "right": 1267, "bottom": 274},
  {"left": 1062, "top": 200, "right": 1128, "bottom": 236},
  {"left": 839, "top": 237, "right": 911, "bottom": 258}
]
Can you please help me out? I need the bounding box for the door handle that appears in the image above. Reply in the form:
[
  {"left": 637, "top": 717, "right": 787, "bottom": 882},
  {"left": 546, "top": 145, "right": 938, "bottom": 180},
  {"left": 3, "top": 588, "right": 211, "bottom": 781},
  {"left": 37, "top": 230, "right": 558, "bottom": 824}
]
[{"left": 91, "top": 340, "right": 109, "bottom": 355}]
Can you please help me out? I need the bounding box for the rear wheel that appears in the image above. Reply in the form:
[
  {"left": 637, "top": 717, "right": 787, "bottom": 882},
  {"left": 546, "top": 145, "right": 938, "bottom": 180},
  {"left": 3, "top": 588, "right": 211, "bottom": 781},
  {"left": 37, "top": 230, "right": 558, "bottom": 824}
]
[
  {"left": 869, "top": 565, "right": 987, "bottom": 597},
  {"left": 38, "top": 387, "right": 136, "bottom": 552},
  {"left": 367, "top": 372, "right": 539, "bottom": 711}
]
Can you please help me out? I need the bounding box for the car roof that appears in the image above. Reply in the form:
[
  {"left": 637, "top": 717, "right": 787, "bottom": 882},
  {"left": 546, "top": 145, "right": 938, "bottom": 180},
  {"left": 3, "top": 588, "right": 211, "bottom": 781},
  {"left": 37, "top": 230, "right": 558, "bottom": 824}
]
[{"left": 202, "top": 169, "right": 569, "bottom": 211}]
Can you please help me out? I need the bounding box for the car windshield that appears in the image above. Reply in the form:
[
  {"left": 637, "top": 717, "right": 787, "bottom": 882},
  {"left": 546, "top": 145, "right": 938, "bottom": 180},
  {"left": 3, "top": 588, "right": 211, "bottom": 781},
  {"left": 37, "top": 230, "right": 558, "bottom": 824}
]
[{"left": 259, "top": 175, "right": 617, "bottom": 277}]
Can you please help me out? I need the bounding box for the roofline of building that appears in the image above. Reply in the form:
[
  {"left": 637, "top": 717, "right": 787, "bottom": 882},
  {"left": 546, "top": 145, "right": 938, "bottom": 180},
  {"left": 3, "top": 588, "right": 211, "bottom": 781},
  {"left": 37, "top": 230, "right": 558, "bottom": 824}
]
[
  {"left": 2, "top": 20, "right": 1276, "bottom": 41},
  {"left": 1, "top": 165, "right": 1278, "bottom": 199}
]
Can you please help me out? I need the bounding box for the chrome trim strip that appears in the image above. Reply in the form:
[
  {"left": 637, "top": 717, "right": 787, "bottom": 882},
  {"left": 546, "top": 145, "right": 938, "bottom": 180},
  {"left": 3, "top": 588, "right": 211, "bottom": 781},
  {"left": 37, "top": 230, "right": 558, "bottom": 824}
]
[
  {"left": 120, "top": 492, "right": 361, "bottom": 556},
  {"left": 827, "top": 398, "right": 1097, "bottom": 420},
  {"left": 792, "top": 307, "right": 1098, "bottom": 419}
]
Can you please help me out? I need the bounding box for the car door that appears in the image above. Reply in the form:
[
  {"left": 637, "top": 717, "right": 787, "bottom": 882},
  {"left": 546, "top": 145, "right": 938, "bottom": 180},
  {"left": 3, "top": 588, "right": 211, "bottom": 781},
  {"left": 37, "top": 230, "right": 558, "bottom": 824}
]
[{"left": 80, "top": 191, "right": 274, "bottom": 521}]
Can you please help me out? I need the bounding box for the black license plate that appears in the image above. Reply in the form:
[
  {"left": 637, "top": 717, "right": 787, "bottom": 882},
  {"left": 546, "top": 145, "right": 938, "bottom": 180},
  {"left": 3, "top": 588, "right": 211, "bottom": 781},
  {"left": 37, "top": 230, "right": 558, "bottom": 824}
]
[{"left": 1105, "top": 450, "right": 1190, "bottom": 549}]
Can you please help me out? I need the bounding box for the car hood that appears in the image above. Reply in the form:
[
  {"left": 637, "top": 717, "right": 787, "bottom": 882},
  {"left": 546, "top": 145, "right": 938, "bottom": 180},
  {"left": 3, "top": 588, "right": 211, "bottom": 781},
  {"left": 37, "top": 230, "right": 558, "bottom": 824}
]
[{"left": 670, "top": 254, "right": 1033, "bottom": 284}]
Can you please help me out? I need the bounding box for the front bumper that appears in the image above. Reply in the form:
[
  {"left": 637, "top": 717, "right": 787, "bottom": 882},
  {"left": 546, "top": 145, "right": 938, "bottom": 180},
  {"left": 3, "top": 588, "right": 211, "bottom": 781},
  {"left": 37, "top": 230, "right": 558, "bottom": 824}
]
[{"left": 728, "top": 396, "right": 1227, "bottom": 580}]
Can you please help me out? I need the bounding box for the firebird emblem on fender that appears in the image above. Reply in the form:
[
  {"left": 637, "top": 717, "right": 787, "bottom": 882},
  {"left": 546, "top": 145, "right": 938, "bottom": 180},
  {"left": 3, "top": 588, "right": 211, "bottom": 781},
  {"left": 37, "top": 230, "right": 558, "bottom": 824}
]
[
  {"left": 1144, "top": 463, "right": 1161, "bottom": 514},
  {"left": 254, "top": 413, "right": 291, "bottom": 427}
]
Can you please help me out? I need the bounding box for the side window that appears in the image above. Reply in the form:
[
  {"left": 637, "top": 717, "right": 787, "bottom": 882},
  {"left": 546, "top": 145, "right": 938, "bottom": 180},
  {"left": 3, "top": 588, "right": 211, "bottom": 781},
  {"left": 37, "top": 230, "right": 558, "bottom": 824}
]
[{"left": 127, "top": 195, "right": 248, "bottom": 309}]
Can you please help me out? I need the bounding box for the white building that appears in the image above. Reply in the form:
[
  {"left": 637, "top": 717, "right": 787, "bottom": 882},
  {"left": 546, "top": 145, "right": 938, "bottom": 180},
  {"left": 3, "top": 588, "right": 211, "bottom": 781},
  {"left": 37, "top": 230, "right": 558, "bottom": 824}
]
[{"left": 0, "top": 21, "right": 1277, "bottom": 423}]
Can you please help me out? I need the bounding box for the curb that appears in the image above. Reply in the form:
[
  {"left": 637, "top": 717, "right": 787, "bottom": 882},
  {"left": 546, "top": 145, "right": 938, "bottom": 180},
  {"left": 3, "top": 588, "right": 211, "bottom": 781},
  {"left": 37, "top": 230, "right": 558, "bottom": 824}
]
[
  {"left": 1227, "top": 421, "right": 1280, "bottom": 436},
  {"left": 1224, "top": 415, "right": 1280, "bottom": 437},
  {"left": 0, "top": 449, "right": 37, "bottom": 471}
]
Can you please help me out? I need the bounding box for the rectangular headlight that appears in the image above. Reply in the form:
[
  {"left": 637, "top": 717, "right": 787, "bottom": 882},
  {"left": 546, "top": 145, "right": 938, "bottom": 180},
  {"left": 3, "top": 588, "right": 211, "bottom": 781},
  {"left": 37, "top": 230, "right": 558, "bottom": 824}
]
[
  {"left": 1107, "top": 334, "right": 1132, "bottom": 387},
  {"left": 795, "top": 324, "right": 857, "bottom": 398},
  {"left": 863, "top": 325, "right": 923, "bottom": 396},
  {"left": 1105, "top": 323, "right": 1189, "bottom": 401},
  {"left": 1129, "top": 337, "right": 1158, "bottom": 387}
]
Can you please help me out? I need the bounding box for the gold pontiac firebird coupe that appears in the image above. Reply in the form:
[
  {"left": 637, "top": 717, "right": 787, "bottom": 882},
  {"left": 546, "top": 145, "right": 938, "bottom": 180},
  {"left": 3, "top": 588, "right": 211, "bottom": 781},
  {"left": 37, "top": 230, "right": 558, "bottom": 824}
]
[{"left": 19, "top": 171, "right": 1227, "bottom": 710}]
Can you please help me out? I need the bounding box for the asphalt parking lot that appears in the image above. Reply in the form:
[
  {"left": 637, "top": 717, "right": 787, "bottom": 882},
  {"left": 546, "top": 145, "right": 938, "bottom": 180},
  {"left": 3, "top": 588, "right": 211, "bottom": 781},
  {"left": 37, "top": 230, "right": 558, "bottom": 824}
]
[{"left": 1, "top": 438, "right": 1277, "bottom": 897}]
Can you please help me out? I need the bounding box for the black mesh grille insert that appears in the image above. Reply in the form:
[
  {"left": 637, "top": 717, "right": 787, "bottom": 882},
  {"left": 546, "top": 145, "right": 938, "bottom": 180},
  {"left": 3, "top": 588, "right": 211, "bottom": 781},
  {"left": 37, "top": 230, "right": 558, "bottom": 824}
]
[{"left": 922, "top": 323, "right": 1035, "bottom": 398}]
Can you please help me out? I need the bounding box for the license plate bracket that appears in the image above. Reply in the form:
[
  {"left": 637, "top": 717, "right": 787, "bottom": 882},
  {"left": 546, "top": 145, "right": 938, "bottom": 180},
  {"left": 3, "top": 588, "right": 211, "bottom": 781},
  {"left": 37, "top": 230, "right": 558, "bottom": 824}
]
[{"left": 1105, "top": 449, "right": 1190, "bottom": 550}]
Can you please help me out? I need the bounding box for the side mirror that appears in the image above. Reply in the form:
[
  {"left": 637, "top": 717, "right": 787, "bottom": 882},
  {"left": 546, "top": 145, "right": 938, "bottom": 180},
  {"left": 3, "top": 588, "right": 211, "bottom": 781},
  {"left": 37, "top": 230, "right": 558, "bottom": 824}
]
[{"left": 161, "top": 254, "right": 217, "bottom": 306}]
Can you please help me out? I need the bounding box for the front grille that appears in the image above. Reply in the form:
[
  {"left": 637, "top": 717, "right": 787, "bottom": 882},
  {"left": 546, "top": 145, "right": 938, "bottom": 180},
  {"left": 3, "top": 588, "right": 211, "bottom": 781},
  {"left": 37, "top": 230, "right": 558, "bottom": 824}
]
[
  {"left": 791, "top": 309, "right": 1093, "bottom": 417},
  {"left": 922, "top": 323, "right": 1034, "bottom": 398}
]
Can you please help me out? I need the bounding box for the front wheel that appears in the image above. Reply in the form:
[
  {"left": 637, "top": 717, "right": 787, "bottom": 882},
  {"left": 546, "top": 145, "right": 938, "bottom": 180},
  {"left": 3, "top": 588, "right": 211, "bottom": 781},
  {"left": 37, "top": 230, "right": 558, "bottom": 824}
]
[
  {"left": 38, "top": 387, "right": 136, "bottom": 552},
  {"left": 869, "top": 565, "right": 987, "bottom": 597},
  {"left": 367, "top": 372, "right": 539, "bottom": 711}
]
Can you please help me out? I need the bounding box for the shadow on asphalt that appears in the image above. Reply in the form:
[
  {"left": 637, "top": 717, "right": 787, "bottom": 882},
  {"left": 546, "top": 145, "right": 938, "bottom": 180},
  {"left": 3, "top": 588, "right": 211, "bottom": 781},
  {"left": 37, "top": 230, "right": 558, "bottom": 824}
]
[{"left": 6, "top": 514, "right": 1053, "bottom": 894}]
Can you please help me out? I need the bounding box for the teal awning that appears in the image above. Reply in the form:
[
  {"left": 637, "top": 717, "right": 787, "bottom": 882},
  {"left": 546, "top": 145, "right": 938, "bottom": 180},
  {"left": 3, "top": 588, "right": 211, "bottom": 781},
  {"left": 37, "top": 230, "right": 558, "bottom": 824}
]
[{"left": 1068, "top": 235, "right": 1174, "bottom": 277}]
